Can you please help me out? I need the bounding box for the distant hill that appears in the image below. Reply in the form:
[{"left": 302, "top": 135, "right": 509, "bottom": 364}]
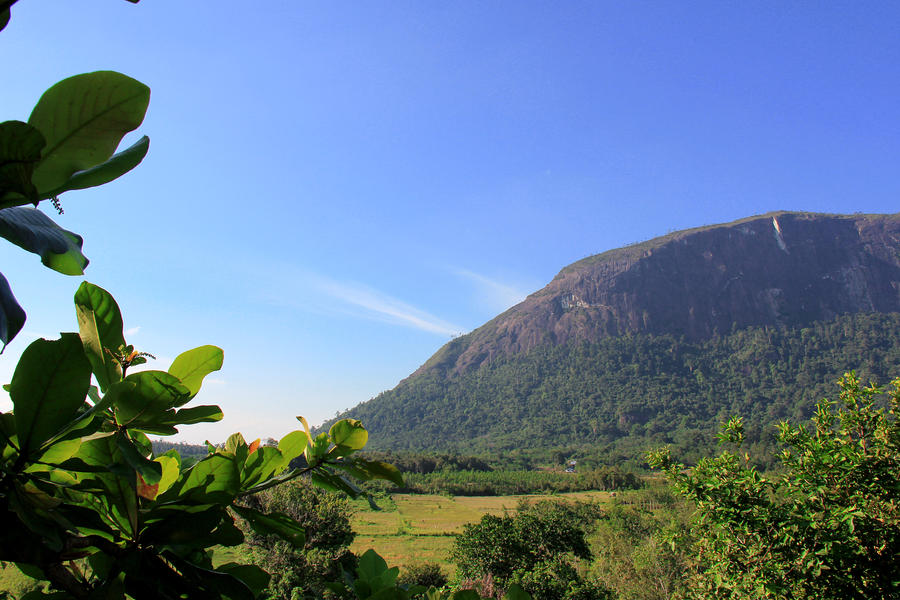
[{"left": 333, "top": 212, "right": 900, "bottom": 464}]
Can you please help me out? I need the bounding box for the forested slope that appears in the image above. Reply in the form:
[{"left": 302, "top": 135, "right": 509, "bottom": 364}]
[{"left": 343, "top": 313, "right": 900, "bottom": 465}]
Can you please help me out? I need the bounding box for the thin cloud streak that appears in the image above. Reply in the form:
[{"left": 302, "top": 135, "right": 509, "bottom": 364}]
[
  {"left": 452, "top": 268, "right": 530, "bottom": 312},
  {"left": 312, "top": 277, "right": 464, "bottom": 336},
  {"left": 253, "top": 262, "right": 466, "bottom": 337}
]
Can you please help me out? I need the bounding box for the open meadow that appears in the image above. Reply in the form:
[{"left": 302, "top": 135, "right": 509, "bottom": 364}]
[{"left": 349, "top": 491, "right": 614, "bottom": 570}]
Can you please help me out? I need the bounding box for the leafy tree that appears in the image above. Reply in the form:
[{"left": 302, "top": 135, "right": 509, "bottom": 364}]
[
  {"left": 243, "top": 478, "right": 357, "bottom": 599},
  {"left": 648, "top": 372, "right": 900, "bottom": 599},
  {"left": 450, "top": 501, "right": 610, "bottom": 600}
]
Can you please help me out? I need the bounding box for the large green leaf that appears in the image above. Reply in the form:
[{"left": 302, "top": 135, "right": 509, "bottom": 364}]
[
  {"left": 276, "top": 430, "right": 308, "bottom": 469},
  {"left": 155, "top": 404, "right": 224, "bottom": 428},
  {"left": 166, "top": 453, "right": 240, "bottom": 504},
  {"left": 0, "top": 8, "right": 9, "bottom": 34},
  {"left": 350, "top": 458, "right": 404, "bottom": 487},
  {"left": 115, "top": 430, "right": 162, "bottom": 485},
  {"left": 0, "top": 120, "right": 45, "bottom": 206},
  {"left": 39, "top": 135, "right": 149, "bottom": 199},
  {"left": 329, "top": 418, "right": 368, "bottom": 454},
  {"left": 0, "top": 207, "right": 87, "bottom": 275},
  {"left": 113, "top": 371, "right": 190, "bottom": 428},
  {"left": 239, "top": 446, "right": 284, "bottom": 489},
  {"left": 70, "top": 432, "right": 138, "bottom": 536},
  {"left": 28, "top": 71, "right": 150, "bottom": 194},
  {"left": 10, "top": 334, "right": 92, "bottom": 455},
  {"left": 74, "top": 281, "right": 125, "bottom": 392},
  {"left": 231, "top": 504, "right": 306, "bottom": 549},
  {"left": 167, "top": 345, "right": 224, "bottom": 402},
  {"left": 0, "top": 271, "right": 25, "bottom": 348}
]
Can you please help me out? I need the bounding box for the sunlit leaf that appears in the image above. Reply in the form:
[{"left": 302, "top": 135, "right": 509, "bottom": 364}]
[
  {"left": 74, "top": 281, "right": 124, "bottom": 392},
  {"left": 167, "top": 345, "right": 223, "bottom": 402},
  {"left": 329, "top": 418, "right": 368, "bottom": 453},
  {"left": 28, "top": 71, "right": 150, "bottom": 194},
  {"left": 40, "top": 135, "right": 149, "bottom": 199},
  {"left": 0, "top": 207, "right": 87, "bottom": 275},
  {"left": 11, "top": 334, "right": 91, "bottom": 455}
]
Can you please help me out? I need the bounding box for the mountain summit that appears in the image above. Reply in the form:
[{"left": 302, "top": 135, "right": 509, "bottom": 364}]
[
  {"left": 423, "top": 211, "right": 900, "bottom": 376},
  {"left": 339, "top": 212, "right": 900, "bottom": 459}
]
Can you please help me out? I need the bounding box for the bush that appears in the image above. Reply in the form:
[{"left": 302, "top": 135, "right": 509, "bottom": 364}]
[
  {"left": 244, "top": 478, "right": 357, "bottom": 599},
  {"left": 451, "top": 501, "right": 612, "bottom": 599},
  {"left": 649, "top": 372, "right": 900, "bottom": 599},
  {"left": 397, "top": 562, "right": 448, "bottom": 589}
]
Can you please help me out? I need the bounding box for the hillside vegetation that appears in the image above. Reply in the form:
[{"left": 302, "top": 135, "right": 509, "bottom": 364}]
[{"left": 343, "top": 312, "right": 900, "bottom": 466}]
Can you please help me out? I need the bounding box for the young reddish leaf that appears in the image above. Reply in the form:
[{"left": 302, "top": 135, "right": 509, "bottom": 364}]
[
  {"left": 248, "top": 438, "right": 260, "bottom": 455},
  {"left": 136, "top": 473, "right": 159, "bottom": 501}
]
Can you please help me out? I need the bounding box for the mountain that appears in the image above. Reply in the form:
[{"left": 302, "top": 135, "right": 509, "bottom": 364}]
[{"left": 335, "top": 211, "right": 900, "bottom": 464}]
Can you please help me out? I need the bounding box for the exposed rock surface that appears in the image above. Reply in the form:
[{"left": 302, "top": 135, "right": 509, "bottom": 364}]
[{"left": 419, "top": 211, "right": 900, "bottom": 376}]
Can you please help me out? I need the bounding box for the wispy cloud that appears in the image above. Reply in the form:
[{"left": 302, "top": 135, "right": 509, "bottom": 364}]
[
  {"left": 452, "top": 268, "right": 530, "bottom": 312},
  {"left": 311, "top": 276, "right": 464, "bottom": 336},
  {"left": 256, "top": 263, "right": 465, "bottom": 337},
  {"left": 125, "top": 326, "right": 141, "bottom": 336}
]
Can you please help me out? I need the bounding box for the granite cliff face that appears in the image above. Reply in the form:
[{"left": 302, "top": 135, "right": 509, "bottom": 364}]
[{"left": 420, "top": 211, "right": 900, "bottom": 376}]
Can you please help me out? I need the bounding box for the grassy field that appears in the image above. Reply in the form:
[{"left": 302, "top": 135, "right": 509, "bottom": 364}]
[
  {"left": 1, "top": 491, "right": 615, "bottom": 595},
  {"left": 349, "top": 491, "right": 613, "bottom": 571}
]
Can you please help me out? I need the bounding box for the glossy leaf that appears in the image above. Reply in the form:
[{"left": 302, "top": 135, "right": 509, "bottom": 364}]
[
  {"left": 329, "top": 418, "right": 368, "bottom": 453},
  {"left": 170, "top": 453, "right": 240, "bottom": 503},
  {"left": 157, "top": 404, "right": 224, "bottom": 428},
  {"left": 112, "top": 371, "right": 190, "bottom": 427},
  {"left": 353, "top": 459, "right": 404, "bottom": 487},
  {"left": 239, "top": 446, "right": 284, "bottom": 489},
  {"left": 115, "top": 430, "right": 161, "bottom": 485},
  {"left": 10, "top": 334, "right": 91, "bottom": 455},
  {"left": 0, "top": 271, "right": 25, "bottom": 348},
  {"left": 167, "top": 344, "right": 223, "bottom": 402},
  {"left": 0, "top": 120, "right": 45, "bottom": 206},
  {"left": 40, "top": 135, "right": 149, "bottom": 199},
  {"left": 28, "top": 71, "right": 150, "bottom": 194},
  {"left": 154, "top": 454, "right": 180, "bottom": 496},
  {"left": 74, "top": 281, "right": 125, "bottom": 392},
  {"left": 0, "top": 207, "right": 87, "bottom": 275},
  {"left": 277, "top": 430, "right": 309, "bottom": 465},
  {"left": 231, "top": 504, "right": 306, "bottom": 548}
]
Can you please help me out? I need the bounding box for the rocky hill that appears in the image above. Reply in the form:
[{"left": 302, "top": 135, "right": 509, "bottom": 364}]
[
  {"left": 335, "top": 212, "right": 900, "bottom": 462},
  {"left": 421, "top": 211, "right": 900, "bottom": 376}
]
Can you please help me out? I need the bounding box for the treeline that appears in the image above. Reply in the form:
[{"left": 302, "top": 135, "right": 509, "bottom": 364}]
[
  {"left": 151, "top": 440, "right": 209, "bottom": 457},
  {"left": 388, "top": 467, "right": 642, "bottom": 496},
  {"left": 360, "top": 451, "right": 492, "bottom": 473},
  {"left": 340, "top": 312, "right": 900, "bottom": 467}
]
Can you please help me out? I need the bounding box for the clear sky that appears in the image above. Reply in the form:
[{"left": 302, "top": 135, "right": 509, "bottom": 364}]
[{"left": 1, "top": 1, "right": 898, "bottom": 443}]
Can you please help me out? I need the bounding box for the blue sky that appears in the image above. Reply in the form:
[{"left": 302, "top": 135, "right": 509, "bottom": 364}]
[{"left": 1, "top": 1, "right": 898, "bottom": 443}]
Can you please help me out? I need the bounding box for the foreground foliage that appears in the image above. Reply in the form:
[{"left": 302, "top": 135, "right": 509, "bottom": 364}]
[
  {"left": 0, "top": 284, "right": 403, "bottom": 599},
  {"left": 648, "top": 373, "right": 900, "bottom": 599},
  {"left": 0, "top": 3, "right": 149, "bottom": 350}
]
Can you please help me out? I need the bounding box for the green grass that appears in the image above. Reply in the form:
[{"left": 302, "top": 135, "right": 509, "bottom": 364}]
[
  {"left": 350, "top": 491, "right": 613, "bottom": 571},
  {"left": 0, "top": 562, "right": 45, "bottom": 598}
]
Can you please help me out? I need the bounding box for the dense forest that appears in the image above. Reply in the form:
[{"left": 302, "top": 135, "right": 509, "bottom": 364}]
[{"left": 340, "top": 312, "right": 900, "bottom": 467}]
